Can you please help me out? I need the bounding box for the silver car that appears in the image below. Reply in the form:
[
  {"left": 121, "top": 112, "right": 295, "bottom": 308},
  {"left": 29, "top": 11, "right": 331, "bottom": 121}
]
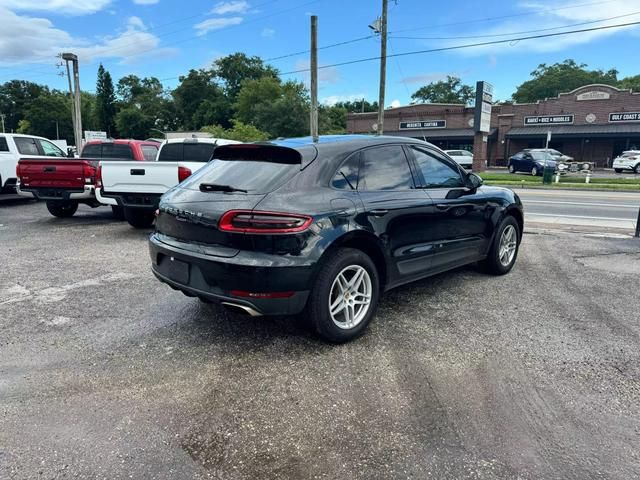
[{"left": 444, "top": 149, "right": 473, "bottom": 169}]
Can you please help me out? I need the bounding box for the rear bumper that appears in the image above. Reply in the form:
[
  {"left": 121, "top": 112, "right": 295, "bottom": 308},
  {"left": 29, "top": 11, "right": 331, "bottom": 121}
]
[
  {"left": 148, "top": 233, "right": 313, "bottom": 316},
  {"left": 612, "top": 161, "right": 636, "bottom": 170},
  {"left": 17, "top": 183, "right": 95, "bottom": 201},
  {"left": 98, "top": 188, "right": 162, "bottom": 210}
]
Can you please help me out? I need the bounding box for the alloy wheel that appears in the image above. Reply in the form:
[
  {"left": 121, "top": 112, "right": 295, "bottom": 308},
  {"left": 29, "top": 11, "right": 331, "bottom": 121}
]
[
  {"left": 531, "top": 166, "right": 538, "bottom": 176},
  {"left": 498, "top": 225, "right": 517, "bottom": 267},
  {"left": 328, "top": 265, "right": 372, "bottom": 330}
]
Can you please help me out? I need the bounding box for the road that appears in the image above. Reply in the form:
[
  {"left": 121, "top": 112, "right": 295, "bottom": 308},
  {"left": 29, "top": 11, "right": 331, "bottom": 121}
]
[
  {"left": 1, "top": 200, "right": 639, "bottom": 479},
  {"left": 513, "top": 189, "right": 640, "bottom": 231}
]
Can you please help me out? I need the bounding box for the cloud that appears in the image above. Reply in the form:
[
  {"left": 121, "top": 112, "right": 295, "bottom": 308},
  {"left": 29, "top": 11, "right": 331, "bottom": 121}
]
[
  {"left": 446, "top": 0, "right": 640, "bottom": 55},
  {"left": 321, "top": 94, "right": 368, "bottom": 106},
  {"left": 210, "top": 0, "right": 249, "bottom": 15},
  {"left": 295, "top": 59, "right": 340, "bottom": 87},
  {"left": 390, "top": 99, "right": 401, "bottom": 108},
  {"left": 133, "top": 0, "right": 159, "bottom": 4},
  {"left": 0, "top": 0, "right": 111, "bottom": 15},
  {"left": 399, "top": 72, "right": 449, "bottom": 85},
  {"left": 0, "top": 10, "right": 175, "bottom": 67},
  {"left": 194, "top": 16, "right": 243, "bottom": 35},
  {"left": 261, "top": 27, "right": 275, "bottom": 38}
]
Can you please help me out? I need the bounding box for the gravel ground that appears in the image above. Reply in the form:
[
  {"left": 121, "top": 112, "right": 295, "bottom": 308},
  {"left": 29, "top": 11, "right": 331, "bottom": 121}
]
[{"left": 1, "top": 200, "right": 639, "bottom": 480}]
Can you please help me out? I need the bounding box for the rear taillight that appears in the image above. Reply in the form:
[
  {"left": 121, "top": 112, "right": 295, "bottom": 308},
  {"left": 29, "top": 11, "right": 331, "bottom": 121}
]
[
  {"left": 95, "top": 165, "right": 102, "bottom": 188},
  {"left": 219, "top": 210, "right": 313, "bottom": 234},
  {"left": 83, "top": 163, "right": 96, "bottom": 184},
  {"left": 15, "top": 163, "right": 22, "bottom": 178},
  {"left": 178, "top": 166, "right": 192, "bottom": 183},
  {"left": 230, "top": 290, "right": 295, "bottom": 299}
]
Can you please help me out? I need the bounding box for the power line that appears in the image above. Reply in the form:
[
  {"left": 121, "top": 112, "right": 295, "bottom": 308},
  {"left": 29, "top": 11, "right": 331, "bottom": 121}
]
[
  {"left": 391, "top": 10, "right": 640, "bottom": 40},
  {"left": 280, "top": 20, "right": 640, "bottom": 75},
  {"left": 266, "top": 34, "right": 376, "bottom": 61}
]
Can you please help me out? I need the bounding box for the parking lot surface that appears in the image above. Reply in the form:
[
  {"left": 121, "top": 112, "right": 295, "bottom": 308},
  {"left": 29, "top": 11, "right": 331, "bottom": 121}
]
[{"left": 1, "top": 200, "right": 639, "bottom": 480}]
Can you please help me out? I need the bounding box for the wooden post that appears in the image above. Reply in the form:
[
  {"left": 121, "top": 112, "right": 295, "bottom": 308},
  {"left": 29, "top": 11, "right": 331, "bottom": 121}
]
[
  {"left": 376, "top": 0, "right": 388, "bottom": 135},
  {"left": 310, "top": 15, "right": 319, "bottom": 142}
]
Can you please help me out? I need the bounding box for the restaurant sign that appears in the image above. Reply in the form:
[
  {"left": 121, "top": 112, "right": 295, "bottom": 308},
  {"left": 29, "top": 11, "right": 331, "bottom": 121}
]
[
  {"left": 399, "top": 120, "right": 446, "bottom": 130},
  {"left": 609, "top": 112, "right": 640, "bottom": 123},
  {"left": 524, "top": 115, "right": 574, "bottom": 126}
]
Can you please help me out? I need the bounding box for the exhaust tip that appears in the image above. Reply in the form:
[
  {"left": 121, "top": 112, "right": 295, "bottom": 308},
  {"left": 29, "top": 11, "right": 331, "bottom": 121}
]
[{"left": 221, "top": 301, "right": 262, "bottom": 317}]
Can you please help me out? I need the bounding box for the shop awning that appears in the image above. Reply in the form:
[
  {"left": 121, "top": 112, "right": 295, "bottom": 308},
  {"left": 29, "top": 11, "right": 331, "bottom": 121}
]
[
  {"left": 387, "top": 128, "right": 497, "bottom": 140},
  {"left": 506, "top": 124, "right": 640, "bottom": 138}
]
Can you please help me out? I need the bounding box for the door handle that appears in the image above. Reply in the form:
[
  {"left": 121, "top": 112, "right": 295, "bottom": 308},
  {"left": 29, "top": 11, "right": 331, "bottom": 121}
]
[
  {"left": 369, "top": 209, "right": 389, "bottom": 217},
  {"left": 435, "top": 204, "right": 450, "bottom": 210}
]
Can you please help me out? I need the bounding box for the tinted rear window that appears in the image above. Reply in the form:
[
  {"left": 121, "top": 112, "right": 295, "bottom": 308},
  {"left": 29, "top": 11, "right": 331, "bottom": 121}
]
[
  {"left": 0, "top": 137, "right": 9, "bottom": 152},
  {"left": 81, "top": 144, "right": 101, "bottom": 158},
  {"left": 102, "top": 144, "right": 133, "bottom": 160},
  {"left": 15, "top": 137, "right": 40, "bottom": 155},
  {"left": 158, "top": 142, "right": 216, "bottom": 163}
]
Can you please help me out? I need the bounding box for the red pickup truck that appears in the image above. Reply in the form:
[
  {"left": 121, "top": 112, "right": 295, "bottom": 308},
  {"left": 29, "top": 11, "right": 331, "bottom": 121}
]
[{"left": 17, "top": 139, "right": 159, "bottom": 218}]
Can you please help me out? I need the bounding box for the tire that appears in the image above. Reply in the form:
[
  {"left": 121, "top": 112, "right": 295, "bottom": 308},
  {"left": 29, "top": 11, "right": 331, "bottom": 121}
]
[
  {"left": 124, "top": 208, "right": 155, "bottom": 228},
  {"left": 111, "top": 206, "right": 125, "bottom": 220},
  {"left": 614, "top": 169, "right": 623, "bottom": 173},
  {"left": 508, "top": 164, "right": 516, "bottom": 174},
  {"left": 531, "top": 166, "right": 539, "bottom": 176},
  {"left": 635, "top": 164, "right": 640, "bottom": 174},
  {"left": 480, "top": 215, "right": 520, "bottom": 275},
  {"left": 306, "top": 248, "right": 380, "bottom": 343},
  {"left": 46, "top": 200, "right": 78, "bottom": 218}
]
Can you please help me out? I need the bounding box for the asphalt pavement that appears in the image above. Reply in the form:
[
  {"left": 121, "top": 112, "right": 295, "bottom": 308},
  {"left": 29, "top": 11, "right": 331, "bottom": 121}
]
[{"left": 1, "top": 199, "right": 639, "bottom": 480}]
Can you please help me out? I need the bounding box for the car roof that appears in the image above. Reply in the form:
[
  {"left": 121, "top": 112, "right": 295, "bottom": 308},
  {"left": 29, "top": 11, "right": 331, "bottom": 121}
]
[
  {"left": 84, "top": 139, "right": 159, "bottom": 146},
  {"left": 161, "top": 137, "right": 240, "bottom": 145}
]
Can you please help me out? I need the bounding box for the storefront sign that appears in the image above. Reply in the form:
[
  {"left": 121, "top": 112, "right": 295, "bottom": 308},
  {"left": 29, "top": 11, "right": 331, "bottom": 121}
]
[
  {"left": 474, "top": 81, "right": 493, "bottom": 133},
  {"left": 399, "top": 120, "right": 446, "bottom": 130},
  {"left": 84, "top": 130, "right": 107, "bottom": 141},
  {"left": 576, "top": 91, "right": 610, "bottom": 101},
  {"left": 524, "top": 115, "right": 574, "bottom": 126},
  {"left": 609, "top": 112, "right": 640, "bottom": 123}
]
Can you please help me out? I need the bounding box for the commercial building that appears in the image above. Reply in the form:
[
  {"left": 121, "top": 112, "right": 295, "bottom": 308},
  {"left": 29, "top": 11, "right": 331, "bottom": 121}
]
[{"left": 346, "top": 84, "right": 640, "bottom": 167}]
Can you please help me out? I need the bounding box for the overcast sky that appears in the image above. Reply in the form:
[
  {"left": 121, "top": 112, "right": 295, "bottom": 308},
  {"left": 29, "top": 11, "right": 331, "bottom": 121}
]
[{"left": 0, "top": 0, "right": 639, "bottom": 105}]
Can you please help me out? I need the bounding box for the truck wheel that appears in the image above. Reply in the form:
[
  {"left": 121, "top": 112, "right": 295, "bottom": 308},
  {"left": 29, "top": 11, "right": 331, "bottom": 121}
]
[
  {"left": 46, "top": 201, "right": 78, "bottom": 218},
  {"left": 306, "top": 248, "right": 380, "bottom": 343},
  {"left": 124, "top": 208, "right": 155, "bottom": 229},
  {"left": 111, "top": 206, "right": 125, "bottom": 220}
]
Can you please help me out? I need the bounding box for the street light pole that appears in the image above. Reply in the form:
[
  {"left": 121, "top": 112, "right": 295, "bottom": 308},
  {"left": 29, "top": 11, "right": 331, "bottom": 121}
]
[{"left": 376, "top": 0, "right": 388, "bottom": 135}]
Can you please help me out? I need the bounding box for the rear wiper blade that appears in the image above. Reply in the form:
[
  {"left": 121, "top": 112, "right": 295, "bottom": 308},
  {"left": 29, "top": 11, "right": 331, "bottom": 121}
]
[{"left": 199, "top": 183, "right": 248, "bottom": 193}]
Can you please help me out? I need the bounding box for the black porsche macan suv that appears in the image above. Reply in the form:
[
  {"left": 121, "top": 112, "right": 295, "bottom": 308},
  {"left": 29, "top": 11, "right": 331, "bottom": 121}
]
[{"left": 149, "top": 136, "right": 523, "bottom": 342}]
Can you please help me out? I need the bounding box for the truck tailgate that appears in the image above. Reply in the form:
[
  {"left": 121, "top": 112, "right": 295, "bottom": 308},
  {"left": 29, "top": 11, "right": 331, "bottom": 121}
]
[
  {"left": 100, "top": 161, "right": 184, "bottom": 195},
  {"left": 18, "top": 158, "right": 87, "bottom": 188}
]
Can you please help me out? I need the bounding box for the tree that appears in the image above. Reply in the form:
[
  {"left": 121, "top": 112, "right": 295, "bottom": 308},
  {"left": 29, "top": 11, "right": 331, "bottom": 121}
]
[
  {"left": 0, "top": 80, "right": 47, "bottom": 133},
  {"left": 618, "top": 75, "right": 640, "bottom": 92},
  {"left": 411, "top": 76, "right": 475, "bottom": 105},
  {"left": 201, "top": 119, "right": 269, "bottom": 141},
  {"left": 22, "top": 91, "right": 74, "bottom": 142},
  {"left": 319, "top": 104, "right": 347, "bottom": 134},
  {"left": 513, "top": 60, "right": 618, "bottom": 103},
  {"left": 234, "top": 77, "right": 309, "bottom": 138},
  {"left": 95, "top": 64, "right": 116, "bottom": 135},
  {"left": 211, "top": 53, "right": 279, "bottom": 100},
  {"left": 115, "top": 106, "right": 153, "bottom": 139},
  {"left": 173, "top": 69, "right": 230, "bottom": 130},
  {"left": 333, "top": 99, "right": 378, "bottom": 113}
]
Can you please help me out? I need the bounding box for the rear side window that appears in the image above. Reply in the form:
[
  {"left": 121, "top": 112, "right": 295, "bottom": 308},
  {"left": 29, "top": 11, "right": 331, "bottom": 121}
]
[
  {"left": 411, "top": 147, "right": 464, "bottom": 188},
  {"left": 184, "top": 143, "right": 216, "bottom": 162},
  {"left": 359, "top": 146, "right": 414, "bottom": 191},
  {"left": 81, "top": 144, "right": 101, "bottom": 158},
  {"left": 14, "top": 137, "right": 40, "bottom": 155},
  {"left": 141, "top": 145, "right": 158, "bottom": 161},
  {"left": 0, "top": 137, "right": 9, "bottom": 152},
  {"left": 102, "top": 144, "right": 133, "bottom": 160},
  {"left": 38, "top": 139, "right": 65, "bottom": 157},
  {"left": 332, "top": 153, "right": 360, "bottom": 190},
  {"left": 158, "top": 143, "right": 183, "bottom": 162}
]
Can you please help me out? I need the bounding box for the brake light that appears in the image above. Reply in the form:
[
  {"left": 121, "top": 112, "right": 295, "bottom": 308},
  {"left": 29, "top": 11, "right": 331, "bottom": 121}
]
[
  {"left": 16, "top": 163, "right": 22, "bottom": 178},
  {"left": 219, "top": 210, "right": 313, "bottom": 234},
  {"left": 82, "top": 163, "right": 96, "bottom": 184},
  {"left": 231, "top": 290, "right": 295, "bottom": 299},
  {"left": 178, "top": 166, "right": 192, "bottom": 183},
  {"left": 95, "top": 165, "right": 102, "bottom": 188}
]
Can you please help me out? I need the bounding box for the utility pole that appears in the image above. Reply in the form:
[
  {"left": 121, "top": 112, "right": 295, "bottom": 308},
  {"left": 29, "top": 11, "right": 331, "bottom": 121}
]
[
  {"left": 62, "top": 53, "right": 83, "bottom": 151},
  {"left": 310, "top": 15, "right": 319, "bottom": 142},
  {"left": 374, "top": 0, "right": 388, "bottom": 135},
  {"left": 0, "top": 114, "right": 5, "bottom": 133}
]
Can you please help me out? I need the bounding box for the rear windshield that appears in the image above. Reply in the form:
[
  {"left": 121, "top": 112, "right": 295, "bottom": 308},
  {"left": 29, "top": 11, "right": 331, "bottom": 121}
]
[
  {"left": 81, "top": 143, "right": 133, "bottom": 160},
  {"left": 158, "top": 142, "right": 216, "bottom": 163},
  {"left": 181, "top": 156, "right": 299, "bottom": 194}
]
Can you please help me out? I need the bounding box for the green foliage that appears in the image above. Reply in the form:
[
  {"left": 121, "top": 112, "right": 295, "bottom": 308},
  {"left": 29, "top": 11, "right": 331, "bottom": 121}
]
[
  {"left": 22, "top": 92, "right": 74, "bottom": 141},
  {"left": 235, "top": 77, "right": 309, "bottom": 137},
  {"left": 95, "top": 64, "right": 117, "bottom": 135},
  {"left": 115, "top": 106, "right": 153, "bottom": 139},
  {"left": 411, "top": 76, "right": 475, "bottom": 105},
  {"left": 211, "top": 52, "right": 279, "bottom": 100},
  {"left": 618, "top": 74, "right": 640, "bottom": 92},
  {"left": 201, "top": 119, "right": 269, "bottom": 142},
  {"left": 333, "top": 99, "right": 378, "bottom": 113},
  {"left": 0, "top": 80, "right": 48, "bottom": 133},
  {"left": 512, "top": 60, "right": 618, "bottom": 103},
  {"left": 172, "top": 69, "right": 230, "bottom": 130},
  {"left": 319, "top": 104, "right": 347, "bottom": 134},
  {"left": 16, "top": 119, "right": 30, "bottom": 133}
]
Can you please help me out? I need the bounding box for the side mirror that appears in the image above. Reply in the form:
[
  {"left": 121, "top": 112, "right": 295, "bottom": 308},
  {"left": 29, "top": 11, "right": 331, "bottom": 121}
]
[
  {"left": 466, "top": 172, "right": 483, "bottom": 190},
  {"left": 67, "top": 148, "right": 75, "bottom": 158}
]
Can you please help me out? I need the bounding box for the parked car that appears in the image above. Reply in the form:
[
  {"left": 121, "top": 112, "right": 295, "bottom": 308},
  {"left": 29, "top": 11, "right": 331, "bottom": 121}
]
[
  {"left": 612, "top": 151, "right": 640, "bottom": 174},
  {"left": 149, "top": 136, "right": 523, "bottom": 342},
  {"left": 444, "top": 149, "right": 473, "bottom": 169},
  {"left": 17, "top": 139, "right": 159, "bottom": 218},
  {"left": 96, "top": 137, "right": 238, "bottom": 228},
  {"left": 508, "top": 150, "right": 557, "bottom": 176},
  {"left": 0, "top": 133, "right": 71, "bottom": 193},
  {"left": 542, "top": 148, "right": 573, "bottom": 162}
]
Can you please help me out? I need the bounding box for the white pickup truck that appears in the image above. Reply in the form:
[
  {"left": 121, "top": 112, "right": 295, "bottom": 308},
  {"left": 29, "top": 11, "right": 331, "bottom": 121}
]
[{"left": 96, "top": 137, "right": 239, "bottom": 227}]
